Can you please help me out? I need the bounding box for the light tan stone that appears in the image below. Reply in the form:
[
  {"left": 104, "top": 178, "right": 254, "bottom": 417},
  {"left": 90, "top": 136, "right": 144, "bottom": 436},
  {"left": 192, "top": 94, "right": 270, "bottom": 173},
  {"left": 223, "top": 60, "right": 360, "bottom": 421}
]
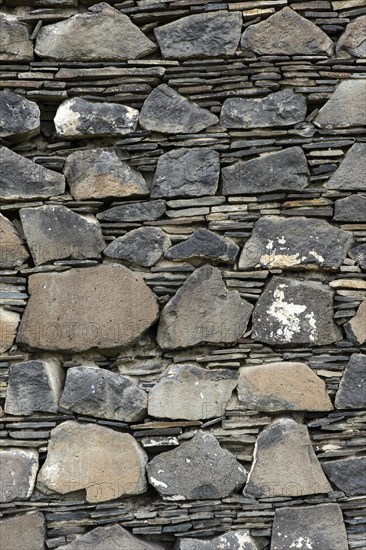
[
  {"left": 0, "top": 448, "right": 38, "bottom": 502},
  {"left": 0, "top": 213, "right": 28, "bottom": 268},
  {"left": 345, "top": 300, "right": 366, "bottom": 345},
  {"left": 0, "top": 512, "right": 45, "bottom": 550},
  {"left": 0, "top": 307, "right": 20, "bottom": 353}
]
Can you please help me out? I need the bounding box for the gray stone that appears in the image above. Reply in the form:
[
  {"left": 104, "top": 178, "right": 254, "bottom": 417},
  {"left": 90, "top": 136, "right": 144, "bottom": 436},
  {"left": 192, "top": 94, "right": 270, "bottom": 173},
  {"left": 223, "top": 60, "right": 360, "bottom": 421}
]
[
  {"left": 5, "top": 359, "right": 64, "bottom": 416},
  {"left": 0, "top": 513, "right": 45, "bottom": 550},
  {"left": 147, "top": 431, "right": 246, "bottom": 499},
  {"left": 0, "top": 449, "right": 39, "bottom": 502},
  {"left": 241, "top": 7, "right": 333, "bottom": 56},
  {"left": 252, "top": 276, "right": 340, "bottom": 346},
  {"left": 0, "top": 92, "right": 40, "bottom": 141},
  {"left": 335, "top": 354, "right": 366, "bottom": 409},
  {"left": 239, "top": 216, "right": 352, "bottom": 269},
  {"left": 20, "top": 205, "right": 105, "bottom": 265},
  {"left": 334, "top": 194, "right": 366, "bottom": 222},
  {"left": 0, "top": 14, "right": 33, "bottom": 61},
  {"left": 59, "top": 366, "right": 147, "bottom": 422},
  {"left": 165, "top": 228, "right": 239, "bottom": 264},
  {"left": 314, "top": 80, "right": 366, "bottom": 128},
  {"left": 0, "top": 213, "right": 29, "bottom": 269},
  {"left": 349, "top": 243, "right": 366, "bottom": 270},
  {"left": 155, "top": 11, "right": 242, "bottom": 59},
  {"left": 151, "top": 148, "right": 220, "bottom": 198},
  {"left": 64, "top": 148, "right": 148, "bottom": 200},
  {"left": 104, "top": 227, "right": 171, "bottom": 267},
  {"left": 344, "top": 300, "right": 366, "bottom": 345},
  {"left": 336, "top": 16, "right": 366, "bottom": 58},
  {"left": 157, "top": 265, "right": 253, "bottom": 349},
  {"left": 0, "top": 308, "right": 20, "bottom": 354},
  {"left": 54, "top": 98, "right": 139, "bottom": 139},
  {"left": 139, "top": 84, "right": 218, "bottom": 134},
  {"left": 176, "top": 530, "right": 259, "bottom": 550},
  {"left": 98, "top": 200, "right": 166, "bottom": 222},
  {"left": 322, "top": 457, "right": 366, "bottom": 496},
  {"left": 220, "top": 91, "right": 306, "bottom": 129},
  {"left": 148, "top": 364, "right": 238, "bottom": 420},
  {"left": 35, "top": 3, "right": 155, "bottom": 61},
  {"left": 325, "top": 143, "right": 366, "bottom": 190},
  {"left": 0, "top": 146, "right": 65, "bottom": 201},
  {"left": 271, "top": 504, "right": 348, "bottom": 550},
  {"left": 244, "top": 417, "right": 331, "bottom": 498}
]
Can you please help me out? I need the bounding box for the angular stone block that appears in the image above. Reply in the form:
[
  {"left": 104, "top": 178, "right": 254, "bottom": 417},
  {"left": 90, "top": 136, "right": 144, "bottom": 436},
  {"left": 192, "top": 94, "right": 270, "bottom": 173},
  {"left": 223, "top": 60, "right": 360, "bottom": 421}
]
[
  {"left": 97, "top": 200, "right": 166, "bottom": 222},
  {"left": 0, "top": 308, "right": 20, "bottom": 354},
  {"left": 0, "top": 92, "right": 40, "bottom": 142},
  {"left": 336, "top": 16, "right": 366, "bottom": 58},
  {"left": 325, "top": 143, "right": 366, "bottom": 191},
  {"left": 335, "top": 354, "right": 366, "bottom": 409},
  {"left": 176, "top": 530, "right": 260, "bottom": 550},
  {"left": 322, "top": 456, "right": 366, "bottom": 496},
  {"left": 0, "top": 15, "right": 33, "bottom": 61},
  {"left": 104, "top": 227, "right": 171, "bottom": 267},
  {"left": 0, "top": 213, "right": 29, "bottom": 269},
  {"left": 57, "top": 524, "right": 165, "bottom": 549},
  {"left": 165, "top": 228, "right": 239, "bottom": 264},
  {"left": 0, "top": 448, "right": 38, "bottom": 502},
  {"left": 314, "top": 80, "right": 366, "bottom": 128},
  {"left": 0, "top": 513, "right": 45, "bottom": 550}
]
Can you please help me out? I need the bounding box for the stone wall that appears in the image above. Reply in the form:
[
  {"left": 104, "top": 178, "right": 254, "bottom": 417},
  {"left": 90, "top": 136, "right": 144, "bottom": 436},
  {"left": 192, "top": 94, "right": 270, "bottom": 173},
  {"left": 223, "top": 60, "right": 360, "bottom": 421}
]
[{"left": 0, "top": 1, "right": 365, "bottom": 549}]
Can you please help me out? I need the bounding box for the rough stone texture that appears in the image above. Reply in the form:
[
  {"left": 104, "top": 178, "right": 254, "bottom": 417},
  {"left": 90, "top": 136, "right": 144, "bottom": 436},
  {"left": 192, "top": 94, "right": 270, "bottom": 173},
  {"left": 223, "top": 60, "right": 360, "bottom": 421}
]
[
  {"left": 147, "top": 431, "right": 246, "bottom": 499},
  {"left": 5, "top": 359, "right": 64, "bottom": 416},
  {"left": 239, "top": 216, "right": 352, "bottom": 269},
  {"left": 344, "top": 300, "right": 366, "bottom": 345},
  {"left": 335, "top": 354, "right": 366, "bottom": 409},
  {"left": 336, "top": 16, "right": 366, "bottom": 58},
  {"left": 325, "top": 143, "right": 366, "bottom": 190},
  {"left": 0, "top": 513, "right": 46, "bottom": 550},
  {"left": 322, "top": 457, "right": 366, "bottom": 496},
  {"left": 176, "top": 531, "right": 260, "bottom": 550},
  {"left": 0, "top": 92, "right": 40, "bottom": 141},
  {"left": 241, "top": 7, "right": 334, "bottom": 56},
  {"left": 151, "top": 148, "right": 220, "bottom": 198},
  {"left": 349, "top": 243, "right": 366, "bottom": 270},
  {"left": 0, "top": 14, "right": 33, "bottom": 61},
  {"left": 0, "top": 449, "right": 39, "bottom": 502},
  {"left": 244, "top": 418, "right": 332, "bottom": 498},
  {"left": 270, "top": 504, "right": 348, "bottom": 550},
  {"left": 165, "top": 228, "right": 239, "bottom": 264},
  {"left": 220, "top": 91, "right": 306, "bottom": 129},
  {"left": 0, "top": 213, "right": 29, "bottom": 268},
  {"left": 148, "top": 364, "right": 238, "bottom": 420},
  {"left": 64, "top": 149, "right": 148, "bottom": 200},
  {"left": 0, "top": 146, "right": 65, "bottom": 201},
  {"left": 252, "top": 277, "right": 339, "bottom": 346},
  {"left": 157, "top": 265, "right": 253, "bottom": 349},
  {"left": 334, "top": 194, "right": 366, "bottom": 222},
  {"left": 0, "top": 308, "right": 20, "bottom": 354},
  {"left": 155, "top": 12, "right": 242, "bottom": 59},
  {"left": 104, "top": 227, "right": 171, "bottom": 267},
  {"left": 139, "top": 84, "right": 219, "bottom": 134},
  {"left": 314, "top": 80, "right": 366, "bottom": 128},
  {"left": 35, "top": 3, "right": 155, "bottom": 61},
  {"left": 17, "top": 264, "right": 159, "bottom": 352},
  {"left": 238, "top": 362, "right": 332, "bottom": 412},
  {"left": 37, "top": 421, "right": 148, "bottom": 503},
  {"left": 59, "top": 366, "right": 147, "bottom": 422},
  {"left": 54, "top": 98, "right": 139, "bottom": 138},
  {"left": 97, "top": 200, "right": 166, "bottom": 222}
]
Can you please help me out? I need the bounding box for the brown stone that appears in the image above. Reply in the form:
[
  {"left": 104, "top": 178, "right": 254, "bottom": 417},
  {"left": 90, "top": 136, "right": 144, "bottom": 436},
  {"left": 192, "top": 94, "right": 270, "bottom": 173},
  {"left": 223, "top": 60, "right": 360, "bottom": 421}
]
[
  {"left": 344, "top": 300, "right": 366, "bottom": 345},
  {"left": 0, "top": 307, "right": 20, "bottom": 354},
  {"left": 0, "top": 213, "right": 29, "bottom": 269},
  {"left": 0, "top": 512, "right": 45, "bottom": 550}
]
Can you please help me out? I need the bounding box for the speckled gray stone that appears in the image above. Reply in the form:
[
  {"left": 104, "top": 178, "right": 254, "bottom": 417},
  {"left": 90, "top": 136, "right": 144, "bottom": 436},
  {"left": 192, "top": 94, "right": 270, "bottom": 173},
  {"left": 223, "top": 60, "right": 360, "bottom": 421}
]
[
  {"left": 104, "top": 227, "right": 171, "bottom": 267},
  {"left": 0, "top": 92, "right": 40, "bottom": 141}
]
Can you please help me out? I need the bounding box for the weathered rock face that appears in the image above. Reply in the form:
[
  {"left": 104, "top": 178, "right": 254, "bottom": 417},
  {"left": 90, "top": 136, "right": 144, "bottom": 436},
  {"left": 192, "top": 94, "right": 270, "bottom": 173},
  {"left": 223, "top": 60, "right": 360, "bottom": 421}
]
[
  {"left": 241, "top": 7, "right": 333, "bottom": 56},
  {"left": 104, "top": 227, "right": 171, "bottom": 267},
  {"left": 37, "top": 421, "right": 148, "bottom": 503},
  {"left": 314, "top": 80, "right": 366, "bottom": 128},
  {"left": 5, "top": 359, "right": 64, "bottom": 416},
  {"left": 165, "top": 229, "right": 239, "bottom": 264},
  {"left": 35, "top": 3, "right": 155, "bottom": 61},
  {"left": 322, "top": 457, "right": 366, "bottom": 496},
  {"left": 155, "top": 12, "right": 242, "bottom": 59},
  {"left": 336, "top": 16, "right": 366, "bottom": 58},
  {"left": 0, "top": 15, "right": 33, "bottom": 61},
  {"left": 0, "top": 449, "right": 39, "bottom": 502},
  {"left": 147, "top": 431, "right": 246, "bottom": 499},
  {"left": 176, "top": 530, "right": 260, "bottom": 550},
  {"left": 238, "top": 362, "right": 332, "bottom": 412},
  {"left": 0, "top": 308, "right": 20, "bottom": 354},
  {"left": 59, "top": 366, "right": 147, "bottom": 422},
  {"left": 325, "top": 143, "right": 366, "bottom": 190},
  {"left": 349, "top": 243, "right": 366, "bottom": 270},
  {"left": 270, "top": 504, "right": 348, "bottom": 550},
  {"left": 148, "top": 364, "right": 238, "bottom": 420},
  {"left": 335, "top": 354, "right": 366, "bottom": 409},
  {"left": 244, "top": 418, "right": 332, "bottom": 498},
  {"left": 220, "top": 91, "right": 306, "bottom": 129},
  {"left": 0, "top": 92, "right": 40, "bottom": 141},
  {"left": 17, "top": 264, "right": 158, "bottom": 352},
  {"left": 239, "top": 217, "right": 352, "bottom": 270},
  {"left": 334, "top": 194, "right": 366, "bottom": 222},
  {"left": 139, "top": 84, "right": 218, "bottom": 134},
  {"left": 64, "top": 149, "right": 148, "bottom": 200},
  {"left": 157, "top": 265, "right": 253, "bottom": 349},
  {"left": 252, "top": 277, "right": 339, "bottom": 346},
  {"left": 151, "top": 148, "right": 220, "bottom": 198},
  {"left": 97, "top": 200, "right": 166, "bottom": 222},
  {"left": 0, "top": 213, "right": 29, "bottom": 268},
  {"left": 20, "top": 206, "right": 105, "bottom": 265},
  {"left": 344, "top": 300, "right": 366, "bottom": 345},
  {"left": 0, "top": 146, "right": 65, "bottom": 201},
  {"left": 54, "top": 98, "right": 139, "bottom": 138},
  {"left": 0, "top": 513, "right": 45, "bottom": 550}
]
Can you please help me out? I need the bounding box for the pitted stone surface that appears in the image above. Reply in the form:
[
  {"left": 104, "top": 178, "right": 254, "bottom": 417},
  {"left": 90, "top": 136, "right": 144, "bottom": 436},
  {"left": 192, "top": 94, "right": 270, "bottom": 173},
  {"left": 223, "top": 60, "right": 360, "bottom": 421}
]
[
  {"left": 176, "top": 530, "right": 260, "bottom": 550},
  {"left": 334, "top": 194, "right": 366, "bottom": 222},
  {"left": 322, "top": 456, "right": 366, "bottom": 496},
  {"left": 57, "top": 524, "right": 165, "bottom": 549},
  {"left": 0, "top": 15, "right": 33, "bottom": 61},
  {"left": 0, "top": 449, "right": 39, "bottom": 502},
  {"left": 314, "top": 80, "right": 366, "bottom": 128},
  {"left": 0, "top": 92, "right": 40, "bottom": 141},
  {"left": 336, "top": 16, "right": 366, "bottom": 58},
  {"left": 165, "top": 228, "right": 239, "bottom": 264},
  {"left": 0, "top": 213, "right": 29, "bottom": 268},
  {"left": 0, "top": 308, "right": 20, "bottom": 354},
  {"left": 104, "top": 227, "right": 171, "bottom": 267},
  {"left": 335, "top": 354, "right": 366, "bottom": 409},
  {"left": 325, "top": 143, "right": 366, "bottom": 190},
  {"left": 0, "top": 513, "right": 45, "bottom": 550},
  {"left": 97, "top": 200, "right": 166, "bottom": 222}
]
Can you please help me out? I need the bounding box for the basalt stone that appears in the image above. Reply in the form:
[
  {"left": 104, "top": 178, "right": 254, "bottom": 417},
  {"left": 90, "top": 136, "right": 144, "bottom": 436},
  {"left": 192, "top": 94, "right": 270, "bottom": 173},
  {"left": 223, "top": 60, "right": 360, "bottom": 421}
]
[
  {"left": 0, "top": 513, "right": 45, "bottom": 550},
  {"left": 241, "top": 7, "right": 333, "bottom": 56},
  {"left": 239, "top": 217, "right": 352, "bottom": 270},
  {"left": 0, "top": 448, "right": 39, "bottom": 502},
  {"left": 176, "top": 531, "right": 260, "bottom": 550},
  {"left": 244, "top": 418, "right": 331, "bottom": 498},
  {"left": 151, "top": 148, "right": 220, "bottom": 198},
  {"left": 322, "top": 457, "right": 366, "bottom": 496},
  {"left": 325, "top": 143, "right": 366, "bottom": 190},
  {"left": 271, "top": 504, "right": 348, "bottom": 550},
  {"left": 220, "top": 91, "right": 306, "bottom": 129},
  {"left": 238, "top": 362, "right": 332, "bottom": 412},
  {"left": 37, "top": 421, "right": 147, "bottom": 503},
  {"left": 148, "top": 364, "right": 238, "bottom": 420},
  {"left": 344, "top": 300, "right": 366, "bottom": 345},
  {"left": 58, "top": 524, "right": 165, "bottom": 550},
  {"left": 54, "top": 98, "right": 139, "bottom": 139},
  {"left": 336, "top": 16, "right": 366, "bottom": 58},
  {"left": 0, "top": 213, "right": 29, "bottom": 268},
  {"left": 0, "top": 146, "right": 65, "bottom": 201},
  {"left": 139, "top": 84, "right": 218, "bottom": 134},
  {"left": 104, "top": 227, "right": 171, "bottom": 267},
  {"left": 252, "top": 277, "right": 339, "bottom": 346},
  {"left": 314, "top": 80, "right": 366, "bottom": 128},
  {"left": 334, "top": 194, "right": 366, "bottom": 222},
  {"left": 17, "top": 264, "right": 158, "bottom": 352},
  {"left": 59, "top": 366, "right": 147, "bottom": 422},
  {"left": 0, "top": 308, "right": 20, "bottom": 354},
  {"left": 5, "top": 359, "right": 64, "bottom": 416},
  {"left": 335, "top": 354, "right": 366, "bottom": 409},
  {"left": 0, "top": 92, "right": 40, "bottom": 141},
  {"left": 157, "top": 265, "right": 253, "bottom": 349},
  {"left": 35, "top": 3, "right": 155, "bottom": 61},
  {"left": 165, "top": 228, "right": 239, "bottom": 264},
  {"left": 155, "top": 11, "right": 242, "bottom": 59},
  {"left": 147, "top": 431, "right": 246, "bottom": 499},
  {"left": 64, "top": 149, "right": 148, "bottom": 200},
  {"left": 349, "top": 243, "right": 366, "bottom": 270},
  {"left": 0, "top": 15, "right": 33, "bottom": 61},
  {"left": 97, "top": 200, "right": 166, "bottom": 222}
]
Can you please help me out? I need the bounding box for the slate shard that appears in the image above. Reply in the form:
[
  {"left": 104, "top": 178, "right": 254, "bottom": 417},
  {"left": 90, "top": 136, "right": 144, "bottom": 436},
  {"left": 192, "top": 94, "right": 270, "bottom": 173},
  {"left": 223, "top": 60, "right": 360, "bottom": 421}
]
[
  {"left": 176, "top": 530, "right": 260, "bottom": 550},
  {"left": 0, "top": 513, "right": 45, "bottom": 550},
  {"left": 0, "top": 308, "right": 20, "bottom": 354},
  {"left": 336, "top": 16, "right": 366, "bottom": 58},
  {"left": 314, "top": 80, "right": 366, "bottom": 128},
  {"left": 0, "top": 14, "right": 33, "bottom": 61},
  {"left": 97, "top": 200, "right": 166, "bottom": 222},
  {"left": 335, "top": 354, "right": 366, "bottom": 410},
  {"left": 0, "top": 448, "right": 39, "bottom": 502},
  {"left": 0, "top": 92, "right": 40, "bottom": 141},
  {"left": 0, "top": 213, "right": 29, "bottom": 269},
  {"left": 325, "top": 143, "right": 366, "bottom": 190},
  {"left": 165, "top": 228, "right": 239, "bottom": 264},
  {"left": 322, "top": 456, "right": 366, "bottom": 496},
  {"left": 349, "top": 243, "right": 366, "bottom": 270},
  {"left": 344, "top": 300, "right": 366, "bottom": 345},
  {"left": 104, "top": 227, "right": 171, "bottom": 267},
  {"left": 334, "top": 194, "right": 366, "bottom": 222}
]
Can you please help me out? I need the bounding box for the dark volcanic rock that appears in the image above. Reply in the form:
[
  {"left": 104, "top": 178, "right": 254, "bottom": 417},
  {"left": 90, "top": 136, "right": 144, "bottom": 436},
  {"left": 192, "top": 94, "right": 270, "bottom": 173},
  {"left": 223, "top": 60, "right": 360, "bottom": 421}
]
[
  {"left": 165, "top": 228, "right": 239, "bottom": 264},
  {"left": 0, "top": 448, "right": 39, "bottom": 502},
  {"left": 325, "top": 143, "right": 366, "bottom": 190},
  {"left": 176, "top": 531, "right": 260, "bottom": 550},
  {"left": 349, "top": 243, "right": 366, "bottom": 270},
  {"left": 335, "top": 354, "right": 366, "bottom": 409},
  {"left": 336, "top": 16, "right": 366, "bottom": 58},
  {"left": 0, "top": 92, "right": 40, "bottom": 141},
  {"left": 314, "top": 80, "right": 366, "bottom": 128},
  {"left": 322, "top": 457, "right": 366, "bottom": 496},
  {"left": 344, "top": 300, "right": 366, "bottom": 345},
  {"left": 104, "top": 227, "right": 171, "bottom": 267},
  {"left": 97, "top": 200, "right": 166, "bottom": 222},
  {"left": 334, "top": 194, "right": 366, "bottom": 222},
  {"left": 58, "top": 524, "right": 165, "bottom": 550},
  {"left": 0, "top": 213, "right": 29, "bottom": 268},
  {"left": 0, "top": 15, "right": 33, "bottom": 61},
  {"left": 0, "top": 513, "right": 45, "bottom": 550}
]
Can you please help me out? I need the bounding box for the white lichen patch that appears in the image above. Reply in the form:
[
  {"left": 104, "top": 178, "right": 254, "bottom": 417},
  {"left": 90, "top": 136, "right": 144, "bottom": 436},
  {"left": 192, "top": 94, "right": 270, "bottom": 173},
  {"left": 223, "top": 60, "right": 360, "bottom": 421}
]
[
  {"left": 267, "top": 284, "right": 307, "bottom": 341},
  {"left": 149, "top": 477, "right": 168, "bottom": 489},
  {"left": 289, "top": 536, "right": 313, "bottom": 549},
  {"left": 54, "top": 100, "right": 81, "bottom": 136}
]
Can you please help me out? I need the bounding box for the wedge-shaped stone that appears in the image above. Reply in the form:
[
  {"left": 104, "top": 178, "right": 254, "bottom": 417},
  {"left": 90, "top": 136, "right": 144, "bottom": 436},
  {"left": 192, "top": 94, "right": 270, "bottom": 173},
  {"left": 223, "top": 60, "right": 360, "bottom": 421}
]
[
  {"left": 0, "top": 213, "right": 29, "bottom": 268},
  {"left": 335, "top": 354, "right": 366, "bottom": 409},
  {"left": 0, "top": 92, "right": 40, "bottom": 141},
  {"left": 0, "top": 15, "right": 33, "bottom": 61},
  {"left": 104, "top": 227, "right": 171, "bottom": 267},
  {"left": 344, "top": 300, "right": 366, "bottom": 345},
  {"left": 314, "top": 80, "right": 366, "bottom": 128},
  {"left": 157, "top": 265, "right": 253, "bottom": 349},
  {"left": 98, "top": 200, "right": 166, "bottom": 222},
  {"left": 322, "top": 456, "right": 366, "bottom": 496},
  {"left": 244, "top": 418, "right": 331, "bottom": 498},
  {"left": 165, "top": 228, "right": 239, "bottom": 264},
  {"left": 176, "top": 530, "right": 260, "bottom": 550},
  {"left": 147, "top": 431, "right": 246, "bottom": 499},
  {"left": 350, "top": 243, "right": 366, "bottom": 270},
  {"left": 0, "top": 308, "right": 20, "bottom": 354},
  {"left": 0, "top": 513, "right": 45, "bottom": 550},
  {"left": 334, "top": 194, "right": 366, "bottom": 222},
  {"left": 336, "top": 16, "right": 366, "bottom": 58},
  {"left": 37, "top": 421, "right": 147, "bottom": 503},
  {"left": 325, "top": 143, "right": 366, "bottom": 190},
  {"left": 17, "top": 264, "right": 159, "bottom": 352},
  {"left": 0, "top": 449, "right": 38, "bottom": 502}
]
